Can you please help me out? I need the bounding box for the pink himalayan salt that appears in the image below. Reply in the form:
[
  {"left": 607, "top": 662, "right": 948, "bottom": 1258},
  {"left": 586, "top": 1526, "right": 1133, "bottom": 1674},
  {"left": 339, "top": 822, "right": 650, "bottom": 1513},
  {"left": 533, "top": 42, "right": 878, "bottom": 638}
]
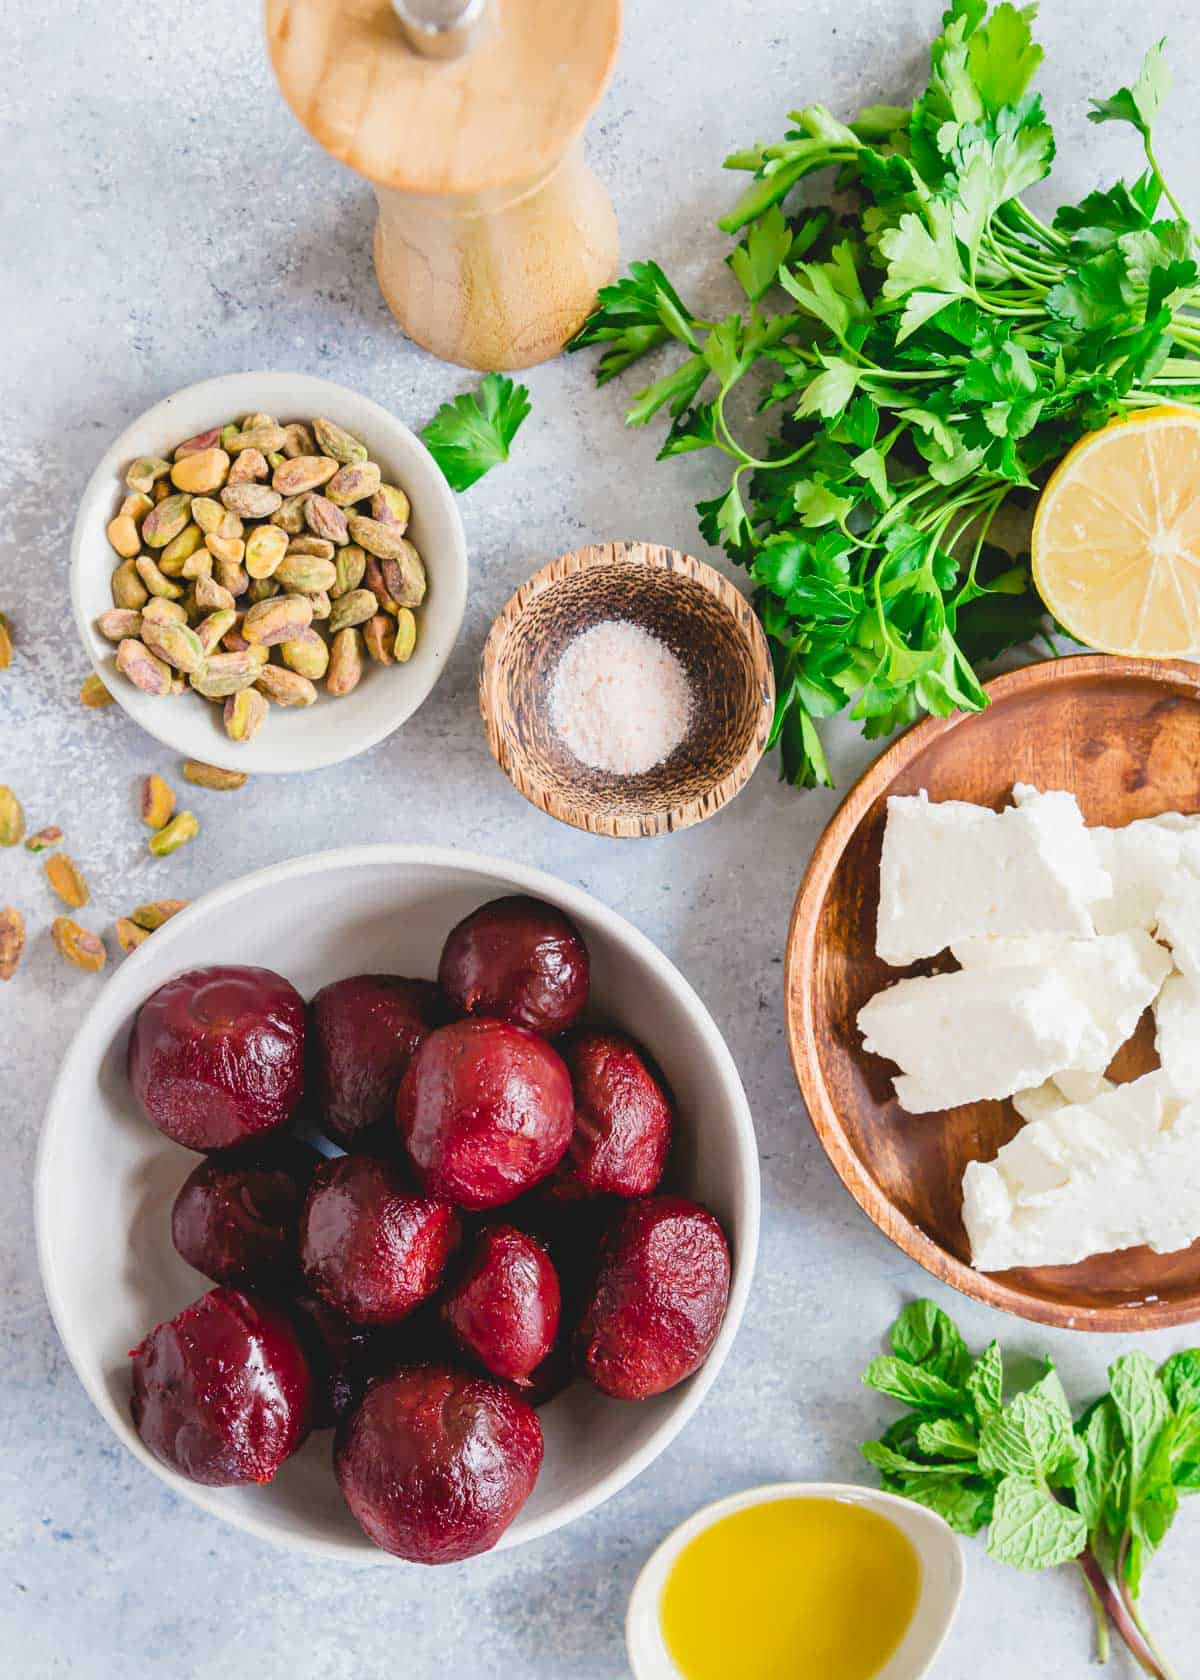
[{"left": 549, "top": 619, "right": 692, "bottom": 775}]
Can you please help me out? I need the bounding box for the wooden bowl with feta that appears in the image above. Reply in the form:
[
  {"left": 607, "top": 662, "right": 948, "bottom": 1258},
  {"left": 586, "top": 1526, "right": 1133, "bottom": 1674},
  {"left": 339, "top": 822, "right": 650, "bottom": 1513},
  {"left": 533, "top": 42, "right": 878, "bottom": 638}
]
[
  {"left": 785, "top": 654, "right": 1200, "bottom": 1331},
  {"left": 479, "top": 541, "right": 774, "bottom": 838}
]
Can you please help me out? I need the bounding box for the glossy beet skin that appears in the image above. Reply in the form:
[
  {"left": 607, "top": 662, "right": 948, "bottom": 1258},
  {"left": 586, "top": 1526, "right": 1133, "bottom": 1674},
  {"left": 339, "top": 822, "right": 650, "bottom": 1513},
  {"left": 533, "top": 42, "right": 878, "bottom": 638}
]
[
  {"left": 308, "top": 975, "right": 450, "bottom": 1149},
  {"left": 397, "top": 1018, "right": 574, "bottom": 1210},
  {"left": 549, "top": 1029, "right": 674, "bottom": 1200},
  {"left": 334, "top": 1365, "right": 544, "bottom": 1563},
  {"left": 442, "top": 1225, "right": 561, "bottom": 1384},
  {"left": 300, "top": 1153, "right": 459, "bottom": 1326},
  {"left": 438, "top": 895, "right": 590, "bottom": 1038},
  {"left": 578, "top": 1196, "right": 731, "bottom": 1401},
  {"left": 130, "top": 1287, "right": 312, "bottom": 1485},
  {"left": 171, "top": 1138, "right": 319, "bottom": 1286},
  {"left": 128, "top": 965, "right": 307, "bottom": 1152}
]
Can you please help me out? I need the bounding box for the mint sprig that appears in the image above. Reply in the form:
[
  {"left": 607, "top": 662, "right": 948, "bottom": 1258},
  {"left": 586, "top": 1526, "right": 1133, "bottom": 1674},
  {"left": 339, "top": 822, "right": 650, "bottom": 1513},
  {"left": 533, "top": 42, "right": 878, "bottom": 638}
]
[{"left": 861, "top": 1301, "right": 1199, "bottom": 1677}]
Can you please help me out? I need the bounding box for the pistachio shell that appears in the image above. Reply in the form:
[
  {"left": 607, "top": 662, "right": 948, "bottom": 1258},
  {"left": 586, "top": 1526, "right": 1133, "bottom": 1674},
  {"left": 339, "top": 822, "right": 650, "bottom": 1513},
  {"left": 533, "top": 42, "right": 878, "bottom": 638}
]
[
  {"left": 312, "top": 416, "right": 368, "bottom": 465},
  {"left": 327, "top": 462, "right": 382, "bottom": 507},
  {"left": 170, "top": 449, "right": 230, "bottom": 495},
  {"left": 142, "top": 493, "right": 193, "bottom": 548}
]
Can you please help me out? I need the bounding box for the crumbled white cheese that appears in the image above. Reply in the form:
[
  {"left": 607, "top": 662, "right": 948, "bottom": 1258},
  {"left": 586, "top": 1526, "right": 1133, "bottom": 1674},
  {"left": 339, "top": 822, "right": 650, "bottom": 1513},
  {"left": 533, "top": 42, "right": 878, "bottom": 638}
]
[
  {"left": 1156, "top": 873, "right": 1200, "bottom": 986},
  {"left": 875, "top": 787, "right": 1110, "bottom": 966},
  {"left": 857, "top": 966, "right": 1106, "bottom": 1113},
  {"left": 1053, "top": 1069, "right": 1116, "bottom": 1105},
  {"left": 1089, "top": 820, "right": 1200, "bottom": 934},
  {"left": 963, "top": 1073, "right": 1200, "bottom": 1270},
  {"left": 1155, "top": 973, "right": 1200, "bottom": 1095},
  {"left": 950, "top": 930, "right": 1170, "bottom": 1070},
  {"left": 1012, "top": 1071, "right": 1115, "bottom": 1123}
]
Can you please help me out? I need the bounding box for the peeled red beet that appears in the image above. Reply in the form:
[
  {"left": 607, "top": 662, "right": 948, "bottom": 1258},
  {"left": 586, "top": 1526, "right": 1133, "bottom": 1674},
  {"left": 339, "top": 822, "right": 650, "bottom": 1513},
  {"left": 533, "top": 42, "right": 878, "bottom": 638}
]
[
  {"left": 578, "top": 1196, "right": 731, "bottom": 1400},
  {"left": 549, "top": 1029, "right": 674, "bottom": 1199},
  {"left": 128, "top": 965, "right": 306, "bottom": 1152},
  {"left": 130, "top": 1287, "right": 311, "bottom": 1485},
  {"left": 308, "top": 975, "right": 450, "bottom": 1149},
  {"left": 286, "top": 1290, "right": 363, "bottom": 1429},
  {"left": 171, "top": 1138, "right": 319, "bottom": 1286},
  {"left": 334, "top": 1365, "right": 543, "bottom": 1563},
  {"left": 438, "top": 895, "right": 590, "bottom": 1037},
  {"left": 396, "top": 1018, "right": 574, "bottom": 1209},
  {"left": 300, "top": 1153, "right": 459, "bottom": 1326},
  {"left": 441, "top": 1225, "right": 560, "bottom": 1384}
]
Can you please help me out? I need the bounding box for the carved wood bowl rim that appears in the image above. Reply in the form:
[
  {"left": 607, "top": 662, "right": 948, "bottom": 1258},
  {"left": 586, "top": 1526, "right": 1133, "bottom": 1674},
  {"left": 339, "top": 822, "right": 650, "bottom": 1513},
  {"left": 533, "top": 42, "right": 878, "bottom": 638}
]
[
  {"left": 479, "top": 540, "right": 775, "bottom": 839},
  {"left": 785, "top": 653, "right": 1200, "bottom": 1332}
]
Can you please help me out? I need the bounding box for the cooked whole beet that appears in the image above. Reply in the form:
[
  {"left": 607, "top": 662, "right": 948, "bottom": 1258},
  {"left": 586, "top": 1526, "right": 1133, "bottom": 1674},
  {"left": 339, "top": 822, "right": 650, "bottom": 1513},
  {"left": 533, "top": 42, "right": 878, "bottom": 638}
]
[
  {"left": 286, "top": 1289, "right": 363, "bottom": 1429},
  {"left": 438, "top": 895, "right": 590, "bottom": 1037},
  {"left": 441, "top": 1225, "right": 560, "bottom": 1383},
  {"left": 308, "top": 975, "right": 449, "bottom": 1149},
  {"left": 549, "top": 1029, "right": 674, "bottom": 1199},
  {"left": 396, "top": 1018, "right": 574, "bottom": 1209},
  {"left": 171, "top": 1138, "right": 319, "bottom": 1286},
  {"left": 300, "top": 1153, "right": 459, "bottom": 1326},
  {"left": 578, "top": 1196, "right": 731, "bottom": 1400},
  {"left": 334, "top": 1365, "right": 544, "bottom": 1563},
  {"left": 128, "top": 965, "right": 306, "bottom": 1152},
  {"left": 130, "top": 1287, "right": 312, "bottom": 1485}
]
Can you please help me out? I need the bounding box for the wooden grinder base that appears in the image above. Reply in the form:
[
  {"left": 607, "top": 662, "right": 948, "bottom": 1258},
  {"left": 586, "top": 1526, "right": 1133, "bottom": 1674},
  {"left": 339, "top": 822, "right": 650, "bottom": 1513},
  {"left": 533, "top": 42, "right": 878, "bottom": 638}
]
[{"left": 267, "top": 0, "right": 622, "bottom": 371}]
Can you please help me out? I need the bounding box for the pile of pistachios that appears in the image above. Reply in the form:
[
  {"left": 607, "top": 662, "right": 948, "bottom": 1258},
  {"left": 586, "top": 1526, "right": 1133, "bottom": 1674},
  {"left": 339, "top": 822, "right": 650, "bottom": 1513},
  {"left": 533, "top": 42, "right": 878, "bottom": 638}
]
[{"left": 98, "top": 414, "right": 425, "bottom": 742}]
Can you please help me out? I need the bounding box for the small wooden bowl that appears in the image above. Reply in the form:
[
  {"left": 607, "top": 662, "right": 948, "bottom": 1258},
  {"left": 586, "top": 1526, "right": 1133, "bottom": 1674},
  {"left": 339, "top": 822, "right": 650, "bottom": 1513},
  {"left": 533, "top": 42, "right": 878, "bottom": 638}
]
[
  {"left": 785, "top": 654, "right": 1200, "bottom": 1332},
  {"left": 479, "top": 541, "right": 774, "bottom": 838}
]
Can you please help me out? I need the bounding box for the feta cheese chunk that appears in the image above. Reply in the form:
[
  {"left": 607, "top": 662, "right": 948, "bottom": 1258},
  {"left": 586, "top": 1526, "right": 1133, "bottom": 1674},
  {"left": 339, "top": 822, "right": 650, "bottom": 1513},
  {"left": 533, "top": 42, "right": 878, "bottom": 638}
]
[
  {"left": 1155, "top": 973, "right": 1200, "bottom": 1095},
  {"left": 1156, "top": 874, "right": 1200, "bottom": 986},
  {"left": 1012, "top": 1072, "right": 1115, "bottom": 1123},
  {"left": 1088, "top": 819, "right": 1200, "bottom": 934},
  {"left": 858, "top": 966, "right": 1106, "bottom": 1113},
  {"left": 963, "top": 1073, "right": 1200, "bottom": 1270},
  {"left": 875, "top": 787, "right": 1110, "bottom": 966},
  {"left": 950, "top": 930, "right": 1171, "bottom": 1069}
]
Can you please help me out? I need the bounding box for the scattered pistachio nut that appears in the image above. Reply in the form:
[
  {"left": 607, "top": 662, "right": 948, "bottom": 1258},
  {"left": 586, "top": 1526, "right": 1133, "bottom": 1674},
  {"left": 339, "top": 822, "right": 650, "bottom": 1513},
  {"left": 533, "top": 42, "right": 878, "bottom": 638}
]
[
  {"left": 115, "top": 917, "right": 150, "bottom": 954},
  {"left": 244, "top": 524, "right": 289, "bottom": 579},
  {"left": 221, "top": 482, "right": 282, "bottom": 520},
  {"left": 141, "top": 773, "right": 176, "bottom": 829},
  {"left": 111, "top": 560, "right": 150, "bottom": 610},
  {"left": 255, "top": 664, "right": 317, "bottom": 708},
  {"left": 142, "top": 597, "right": 188, "bottom": 626},
  {"left": 331, "top": 546, "right": 367, "bottom": 598},
  {"left": 223, "top": 687, "right": 269, "bottom": 741},
  {"left": 379, "top": 543, "right": 427, "bottom": 608},
  {"left": 52, "top": 916, "right": 106, "bottom": 972},
  {"left": 347, "top": 513, "right": 411, "bottom": 562},
  {"left": 328, "top": 588, "right": 378, "bottom": 635},
  {"left": 182, "top": 760, "right": 248, "bottom": 791},
  {"left": 190, "top": 649, "right": 266, "bottom": 699},
  {"left": 25, "top": 825, "right": 63, "bottom": 852},
  {"left": 280, "top": 628, "right": 330, "bottom": 680},
  {"left": 44, "top": 852, "right": 89, "bottom": 909},
  {"left": 0, "top": 786, "right": 25, "bottom": 846},
  {"left": 0, "top": 612, "right": 11, "bottom": 670},
  {"left": 327, "top": 626, "right": 364, "bottom": 697},
  {"left": 127, "top": 456, "right": 172, "bottom": 494},
  {"left": 243, "top": 593, "right": 313, "bottom": 646},
  {"left": 148, "top": 811, "right": 199, "bottom": 857},
  {"left": 79, "top": 673, "right": 115, "bottom": 708},
  {"left": 130, "top": 898, "right": 190, "bottom": 931},
  {"left": 393, "top": 607, "right": 417, "bottom": 662},
  {"left": 370, "top": 484, "right": 410, "bottom": 530},
  {"left": 273, "top": 455, "right": 338, "bottom": 496},
  {"left": 116, "top": 637, "right": 172, "bottom": 696},
  {"left": 170, "top": 448, "right": 230, "bottom": 495},
  {"left": 142, "top": 493, "right": 193, "bottom": 548},
  {"left": 312, "top": 416, "right": 368, "bottom": 465},
  {"left": 328, "top": 462, "right": 382, "bottom": 508},
  {"left": 0, "top": 907, "right": 25, "bottom": 980},
  {"left": 96, "top": 608, "right": 142, "bottom": 641}
]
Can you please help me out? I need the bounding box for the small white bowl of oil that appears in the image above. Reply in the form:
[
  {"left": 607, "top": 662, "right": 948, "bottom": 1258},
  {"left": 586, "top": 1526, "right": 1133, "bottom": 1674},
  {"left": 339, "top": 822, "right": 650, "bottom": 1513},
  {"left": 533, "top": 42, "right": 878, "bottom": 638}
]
[{"left": 626, "top": 1481, "right": 965, "bottom": 1680}]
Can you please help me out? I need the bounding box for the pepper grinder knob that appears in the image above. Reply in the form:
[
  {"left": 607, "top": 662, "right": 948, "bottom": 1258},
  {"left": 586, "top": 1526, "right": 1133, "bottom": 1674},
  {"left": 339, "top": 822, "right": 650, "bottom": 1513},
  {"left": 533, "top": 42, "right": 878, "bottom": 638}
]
[{"left": 391, "top": 0, "right": 489, "bottom": 60}]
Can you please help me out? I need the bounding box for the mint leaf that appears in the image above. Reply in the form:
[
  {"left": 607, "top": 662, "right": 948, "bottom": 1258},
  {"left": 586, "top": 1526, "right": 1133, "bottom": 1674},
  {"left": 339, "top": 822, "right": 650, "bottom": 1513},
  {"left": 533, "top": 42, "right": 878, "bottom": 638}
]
[
  {"left": 863, "top": 1356, "right": 968, "bottom": 1414},
  {"left": 1160, "top": 1350, "right": 1200, "bottom": 1416},
  {"left": 862, "top": 1440, "right": 975, "bottom": 1477},
  {"left": 966, "top": 1341, "right": 1004, "bottom": 1423},
  {"left": 889, "top": 1299, "right": 972, "bottom": 1386},
  {"left": 1076, "top": 1399, "right": 1127, "bottom": 1541},
  {"left": 978, "top": 1383, "right": 1077, "bottom": 1481},
  {"left": 1089, "top": 40, "right": 1171, "bottom": 139},
  {"left": 1110, "top": 1353, "right": 1172, "bottom": 1491},
  {"left": 420, "top": 375, "right": 531, "bottom": 492},
  {"left": 987, "top": 1476, "right": 1087, "bottom": 1570},
  {"left": 917, "top": 1417, "right": 980, "bottom": 1460}
]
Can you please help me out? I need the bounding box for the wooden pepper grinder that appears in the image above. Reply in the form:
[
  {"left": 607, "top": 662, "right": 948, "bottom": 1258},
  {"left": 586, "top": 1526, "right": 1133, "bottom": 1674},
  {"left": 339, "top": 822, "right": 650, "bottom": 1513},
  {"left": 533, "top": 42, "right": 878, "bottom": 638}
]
[{"left": 266, "top": 0, "right": 622, "bottom": 371}]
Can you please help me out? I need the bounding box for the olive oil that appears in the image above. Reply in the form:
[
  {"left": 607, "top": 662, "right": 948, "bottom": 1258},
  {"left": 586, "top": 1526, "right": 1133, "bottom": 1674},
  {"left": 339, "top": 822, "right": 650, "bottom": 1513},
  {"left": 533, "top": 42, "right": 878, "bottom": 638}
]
[{"left": 659, "top": 1496, "right": 921, "bottom": 1680}]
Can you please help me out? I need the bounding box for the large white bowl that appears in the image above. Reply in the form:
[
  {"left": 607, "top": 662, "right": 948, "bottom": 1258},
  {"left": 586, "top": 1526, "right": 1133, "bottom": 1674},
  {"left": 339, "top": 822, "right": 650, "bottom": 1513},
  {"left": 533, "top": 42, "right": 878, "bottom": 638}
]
[
  {"left": 71, "top": 372, "right": 468, "bottom": 775},
  {"left": 35, "top": 846, "right": 760, "bottom": 1562}
]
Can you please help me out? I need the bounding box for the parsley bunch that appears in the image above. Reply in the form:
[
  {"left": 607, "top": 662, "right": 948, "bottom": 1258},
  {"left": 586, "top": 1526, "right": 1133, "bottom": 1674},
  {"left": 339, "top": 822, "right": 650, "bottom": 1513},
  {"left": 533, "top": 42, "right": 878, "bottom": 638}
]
[
  {"left": 861, "top": 1300, "right": 1200, "bottom": 1677},
  {"left": 569, "top": 2, "right": 1200, "bottom": 787}
]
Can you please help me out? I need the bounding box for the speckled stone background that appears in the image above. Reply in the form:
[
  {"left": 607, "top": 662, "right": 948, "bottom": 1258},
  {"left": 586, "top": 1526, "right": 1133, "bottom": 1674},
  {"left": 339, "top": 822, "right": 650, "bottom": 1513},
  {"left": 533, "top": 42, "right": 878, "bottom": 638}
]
[{"left": 3, "top": 1, "right": 1199, "bottom": 1674}]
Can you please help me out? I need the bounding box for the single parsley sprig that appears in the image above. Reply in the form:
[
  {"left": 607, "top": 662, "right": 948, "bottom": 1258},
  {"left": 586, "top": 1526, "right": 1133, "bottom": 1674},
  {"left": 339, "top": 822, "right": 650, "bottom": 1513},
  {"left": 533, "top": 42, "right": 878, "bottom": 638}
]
[
  {"left": 420, "top": 373, "right": 532, "bottom": 492},
  {"left": 860, "top": 1300, "right": 1200, "bottom": 1677},
  {"left": 569, "top": 2, "right": 1200, "bottom": 789}
]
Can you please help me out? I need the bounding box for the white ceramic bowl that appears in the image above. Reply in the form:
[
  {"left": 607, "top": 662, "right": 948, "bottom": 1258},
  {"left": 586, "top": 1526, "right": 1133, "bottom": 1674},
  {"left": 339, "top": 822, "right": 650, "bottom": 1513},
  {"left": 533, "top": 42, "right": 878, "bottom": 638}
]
[
  {"left": 626, "top": 1482, "right": 964, "bottom": 1680},
  {"left": 71, "top": 372, "right": 468, "bottom": 774},
  {"left": 35, "top": 845, "right": 759, "bottom": 1562}
]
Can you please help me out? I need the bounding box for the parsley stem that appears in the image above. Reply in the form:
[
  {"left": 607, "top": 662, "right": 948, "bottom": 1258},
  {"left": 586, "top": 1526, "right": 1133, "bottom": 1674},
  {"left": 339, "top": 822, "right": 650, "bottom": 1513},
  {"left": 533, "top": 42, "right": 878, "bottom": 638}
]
[{"left": 1144, "top": 140, "right": 1193, "bottom": 234}]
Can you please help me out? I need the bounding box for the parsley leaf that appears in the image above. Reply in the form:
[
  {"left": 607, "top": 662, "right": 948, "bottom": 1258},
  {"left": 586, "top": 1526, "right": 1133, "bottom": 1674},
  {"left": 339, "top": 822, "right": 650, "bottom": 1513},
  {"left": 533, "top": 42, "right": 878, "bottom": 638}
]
[{"left": 420, "top": 375, "right": 531, "bottom": 492}]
